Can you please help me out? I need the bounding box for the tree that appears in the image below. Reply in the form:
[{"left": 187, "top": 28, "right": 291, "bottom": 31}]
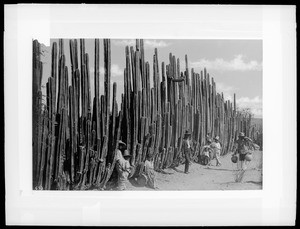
[
  {"left": 238, "top": 107, "right": 254, "bottom": 119},
  {"left": 238, "top": 107, "right": 263, "bottom": 150}
]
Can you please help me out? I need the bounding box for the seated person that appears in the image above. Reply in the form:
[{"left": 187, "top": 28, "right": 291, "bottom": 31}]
[
  {"left": 136, "top": 153, "right": 158, "bottom": 190},
  {"left": 115, "top": 141, "right": 132, "bottom": 190},
  {"left": 199, "top": 139, "right": 212, "bottom": 166}
]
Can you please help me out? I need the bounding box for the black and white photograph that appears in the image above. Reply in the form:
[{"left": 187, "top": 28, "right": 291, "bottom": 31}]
[
  {"left": 5, "top": 4, "right": 296, "bottom": 226},
  {"left": 33, "top": 38, "right": 263, "bottom": 191}
]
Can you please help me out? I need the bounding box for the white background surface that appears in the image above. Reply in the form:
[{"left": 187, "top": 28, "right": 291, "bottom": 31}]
[{"left": 4, "top": 4, "right": 296, "bottom": 226}]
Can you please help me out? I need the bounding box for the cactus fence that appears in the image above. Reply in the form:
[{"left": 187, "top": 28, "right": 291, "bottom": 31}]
[{"left": 32, "top": 39, "right": 262, "bottom": 190}]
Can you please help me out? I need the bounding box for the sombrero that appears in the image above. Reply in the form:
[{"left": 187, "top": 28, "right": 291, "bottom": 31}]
[
  {"left": 238, "top": 132, "right": 245, "bottom": 137},
  {"left": 118, "top": 140, "right": 127, "bottom": 148},
  {"left": 123, "top": 150, "right": 131, "bottom": 158},
  {"left": 184, "top": 130, "right": 191, "bottom": 138}
]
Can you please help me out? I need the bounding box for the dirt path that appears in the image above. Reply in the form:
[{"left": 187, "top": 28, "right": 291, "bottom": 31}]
[{"left": 125, "top": 151, "right": 262, "bottom": 191}]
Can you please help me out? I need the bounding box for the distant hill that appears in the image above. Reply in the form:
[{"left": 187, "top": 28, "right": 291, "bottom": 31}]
[{"left": 251, "top": 118, "right": 262, "bottom": 127}]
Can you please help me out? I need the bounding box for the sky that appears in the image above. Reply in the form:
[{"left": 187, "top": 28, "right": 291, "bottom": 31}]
[{"left": 41, "top": 39, "right": 262, "bottom": 118}]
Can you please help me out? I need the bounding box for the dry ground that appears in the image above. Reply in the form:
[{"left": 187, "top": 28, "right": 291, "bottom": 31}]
[{"left": 125, "top": 150, "right": 262, "bottom": 191}]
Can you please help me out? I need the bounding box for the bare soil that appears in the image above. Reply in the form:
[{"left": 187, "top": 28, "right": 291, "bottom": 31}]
[{"left": 125, "top": 150, "right": 262, "bottom": 191}]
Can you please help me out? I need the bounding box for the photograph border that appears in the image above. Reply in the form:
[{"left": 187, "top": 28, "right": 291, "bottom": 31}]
[{"left": 4, "top": 4, "right": 296, "bottom": 226}]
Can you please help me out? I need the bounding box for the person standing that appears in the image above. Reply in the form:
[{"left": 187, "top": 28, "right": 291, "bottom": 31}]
[
  {"left": 233, "top": 132, "right": 254, "bottom": 171},
  {"left": 115, "top": 141, "right": 132, "bottom": 190},
  {"left": 210, "top": 136, "right": 222, "bottom": 166},
  {"left": 182, "top": 130, "right": 192, "bottom": 174},
  {"left": 116, "top": 140, "right": 126, "bottom": 161}
]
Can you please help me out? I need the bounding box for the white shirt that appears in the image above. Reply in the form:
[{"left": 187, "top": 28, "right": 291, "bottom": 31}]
[
  {"left": 210, "top": 142, "right": 221, "bottom": 154},
  {"left": 116, "top": 149, "right": 124, "bottom": 161}
]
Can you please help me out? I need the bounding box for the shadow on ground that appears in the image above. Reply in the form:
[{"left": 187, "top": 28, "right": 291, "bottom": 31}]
[
  {"left": 204, "top": 167, "right": 235, "bottom": 172},
  {"left": 217, "top": 180, "right": 262, "bottom": 186},
  {"left": 170, "top": 167, "right": 185, "bottom": 174},
  {"left": 245, "top": 181, "right": 262, "bottom": 185},
  {"left": 128, "top": 178, "right": 144, "bottom": 188}
]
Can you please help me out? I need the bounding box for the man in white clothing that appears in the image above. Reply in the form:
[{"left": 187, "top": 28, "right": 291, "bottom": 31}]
[{"left": 210, "top": 136, "right": 222, "bottom": 166}]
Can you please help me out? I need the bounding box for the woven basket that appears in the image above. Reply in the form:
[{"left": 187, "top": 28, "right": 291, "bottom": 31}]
[{"left": 137, "top": 174, "right": 148, "bottom": 186}]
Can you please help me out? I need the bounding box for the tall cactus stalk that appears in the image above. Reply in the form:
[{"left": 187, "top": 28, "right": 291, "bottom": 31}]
[
  {"left": 94, "top": 39, "right": 101, "bottom": 140},
  {"left": 33, "top": 38, "right": 259, "bottom": 190},
  {"left": 104, "top": 39, "right": 111, "bottom": 137}
]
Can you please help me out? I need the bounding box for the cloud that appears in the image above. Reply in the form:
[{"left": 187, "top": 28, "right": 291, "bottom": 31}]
[
  {"left": 90, "top": 64, "right": 123, "bottom": 78},
  {"left": 144, "top": 40, "right": 171, "bottom": 48},
  {"left": 236, "top": 96, "right": 262, "bottom": 118},
  {"left": 112, "top": 39, "right": 171, "bottom": 49},
  {"left": 216, "top": 82, "right": 236, "bottom": 101},
  {"left": 190, "top": 55, "right": 262, "bottom": 72},
  {"left": 112, "top": 39, "right": 135, "bottom": 47},
  {"left": 100, "top": 64, "right": 123, "bottom": 78}
]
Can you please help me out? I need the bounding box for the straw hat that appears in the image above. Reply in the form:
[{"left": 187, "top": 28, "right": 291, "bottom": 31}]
[
  {"left": 118, "top": 140, "right": 127, "bottom": 148},
  {"left": 146, "top": 152, "right": 153, "bottom": 160},
  {"left": 239, "top": 132, "right": 245, "bottom": 137},
  {"left": 203, "top": 145, "right": 211, "bottom": 150},
  {"left": 184, "top": 130, "right": 191, "bottom": 139},
  {"left": 123, "top": 150, "right": 131, "bottom": 158}
]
